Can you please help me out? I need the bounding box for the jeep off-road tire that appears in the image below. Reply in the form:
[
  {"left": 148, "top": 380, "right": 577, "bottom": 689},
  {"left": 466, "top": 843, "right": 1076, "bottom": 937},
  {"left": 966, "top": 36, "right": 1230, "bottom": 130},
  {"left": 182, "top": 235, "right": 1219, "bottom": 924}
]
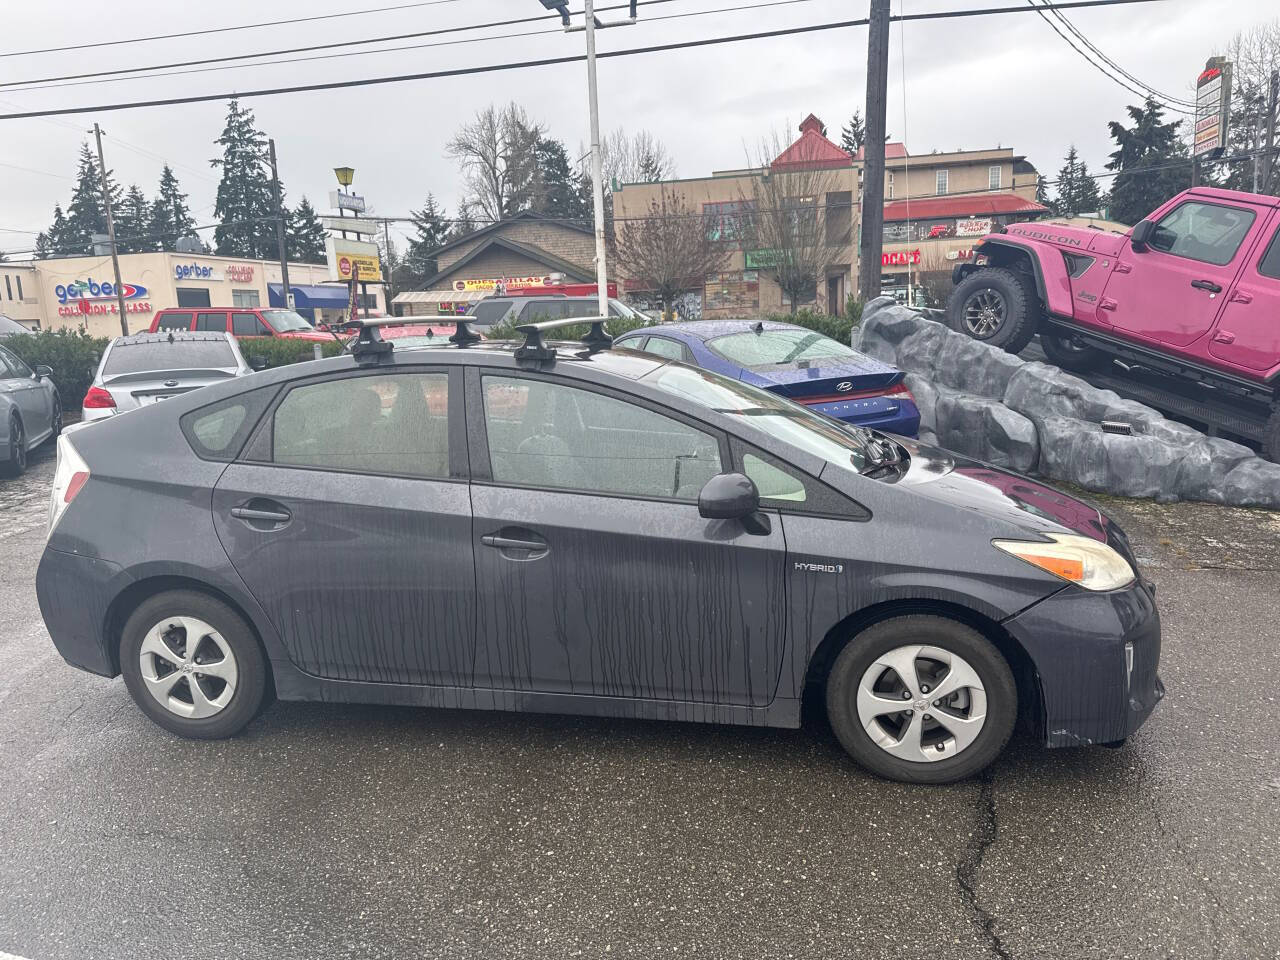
[
  {"left": 1039, "top": 328, "right": 1110, "bottom": 374},
  {"left": 1263, "top": 408, "right": 1280, "bottom": 463},
  {"left": 947, "top": 266, "right": 1041, "bottom": 354}
]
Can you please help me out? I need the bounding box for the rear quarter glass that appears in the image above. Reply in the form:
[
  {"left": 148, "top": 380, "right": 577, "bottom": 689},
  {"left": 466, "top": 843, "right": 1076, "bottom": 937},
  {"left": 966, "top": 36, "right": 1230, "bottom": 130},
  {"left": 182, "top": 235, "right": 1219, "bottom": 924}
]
[{"left": 179, "top": 385, "right": 277, "bottom": 461}]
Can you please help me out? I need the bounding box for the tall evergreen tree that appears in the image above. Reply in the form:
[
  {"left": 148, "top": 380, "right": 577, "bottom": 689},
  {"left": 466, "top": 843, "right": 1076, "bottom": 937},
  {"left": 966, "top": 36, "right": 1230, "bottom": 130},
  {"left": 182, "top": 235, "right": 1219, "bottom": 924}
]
[
  {"left": 149, "top": 164, "right": 197, "bottom": 251},
  {"left": 62, "top": 143, "right": 121, "bottom": 257},
  {"left": 406, "top": 193, "right": 450, "bottom": 285},
  {"left": 840, "top": 111, "right": 866, "bottom": 155},
  {"left": 287, "top": 196, "right": 328, "bottom": 264},
  {"left": 1105, "top": 98, "right": 1190, "bottom": 225},
  {"left": 35, "top": 205, "right": 68, "bottom": 259},
  {"left": 212, "top": 99, "right": 277, "bottom": 258},
  {"left": 533, "top": 137, "right": 590, "bottom": 222},
  {"left": 1052, "top": 146, "right": 1103, "bottom": 217},
  {"left": 116, "top": 185, "right": 155, "bottom": 253}
]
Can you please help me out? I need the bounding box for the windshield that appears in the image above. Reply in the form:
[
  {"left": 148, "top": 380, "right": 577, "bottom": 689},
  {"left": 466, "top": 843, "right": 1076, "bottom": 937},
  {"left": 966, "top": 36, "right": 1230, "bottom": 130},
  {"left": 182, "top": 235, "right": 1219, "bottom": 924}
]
[
  {"left": 708, "top": 329, "right": 856, "bottom": 369},
  {"left": 261, "top": 309, "right": 312, "bottom": 332},
  {"left": 644, "top": 363, "right": 868, "bottom": 474},
  {"left": 103, "top": 339, "right": 237, "bottom": 376}
]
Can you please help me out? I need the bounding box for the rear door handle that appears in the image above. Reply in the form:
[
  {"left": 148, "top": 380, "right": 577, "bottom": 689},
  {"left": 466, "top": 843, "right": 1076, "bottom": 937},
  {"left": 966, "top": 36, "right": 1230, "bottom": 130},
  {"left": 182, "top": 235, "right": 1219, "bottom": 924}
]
[
  {"left": 1228, "top": 290, "right": 1253, "bottom": 305},
  {"left": 1212, "top": 331, "right": 1236, "bottom": 344},
  {"left": 1191, "top": 279, "right": 1222, "bottom": 293},
  {"left": 482, "top": 534, "right": 547, "bottom": 552},
  {"left": 231, "top": 504, "right": 292, "bottom": 524}
]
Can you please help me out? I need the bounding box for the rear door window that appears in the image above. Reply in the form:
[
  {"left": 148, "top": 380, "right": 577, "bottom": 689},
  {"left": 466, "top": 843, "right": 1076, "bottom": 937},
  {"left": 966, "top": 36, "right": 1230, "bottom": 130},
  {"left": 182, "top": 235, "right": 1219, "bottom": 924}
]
[
  {"left": 156, "top": 311, "right": 194, "bottom": 331},
  {"left": 232, "top": 312, "right": 270, "bottom": 336},
  {"left": 271, "top": 373, "right": 450, "bottom": 478},
  {"left": 195, "top": 311, "right": 228, "bottom": 332},
  {"left": 640, "top": 337, "right": 689, "bottom": 362},
  {"left": 1257, "top": 226, "right": 1280, "bottom": 280}
]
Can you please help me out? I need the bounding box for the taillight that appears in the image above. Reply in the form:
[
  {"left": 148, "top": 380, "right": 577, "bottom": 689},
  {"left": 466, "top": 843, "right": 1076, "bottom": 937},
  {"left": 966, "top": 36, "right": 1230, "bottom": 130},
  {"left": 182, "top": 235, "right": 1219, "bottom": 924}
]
[
  {"left": 885, "top": 382, "right": 916, "bottom": 404},
  {"left": 82, "top": 385, "right": 116, "bottom": 409},
  {"left": 48, "top": 434, "right": 90, "bottom": 537}
]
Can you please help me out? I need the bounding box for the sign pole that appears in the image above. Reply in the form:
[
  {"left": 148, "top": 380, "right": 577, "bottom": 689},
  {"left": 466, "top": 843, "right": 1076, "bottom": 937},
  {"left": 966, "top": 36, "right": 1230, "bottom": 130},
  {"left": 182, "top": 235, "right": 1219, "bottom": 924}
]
[
  {"left": 268, "top": 139, "right": 294, "bottom": 311},
  {"left": 583, "top": 0, "right": 610, "bottom": 320},
  {"left": 93, "top": 123, "right": 130, "bottom": 335},
  {"left": 858, "top": 0, "right": 891, "bottom": 303}
]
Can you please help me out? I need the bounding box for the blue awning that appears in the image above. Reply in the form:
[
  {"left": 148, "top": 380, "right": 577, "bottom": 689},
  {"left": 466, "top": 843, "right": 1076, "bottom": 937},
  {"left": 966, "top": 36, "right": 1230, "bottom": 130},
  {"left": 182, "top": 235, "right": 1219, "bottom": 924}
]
[{"left": 268, "top": 283, "right": 352, "bottom": 309}]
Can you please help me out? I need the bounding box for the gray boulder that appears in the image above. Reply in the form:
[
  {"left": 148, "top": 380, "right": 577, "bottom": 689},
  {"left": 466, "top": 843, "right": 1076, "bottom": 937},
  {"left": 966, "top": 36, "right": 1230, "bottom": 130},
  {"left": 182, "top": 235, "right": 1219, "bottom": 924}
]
[
  {"left": 935, "top": 393, "right": 1039, "bottom": 473},
  {"left": 903, "top": 373, "right": 939, "bottom": 434},
  {"left": 1221, "top": 459, "right": 1280, "bottom": 509},
  {"left": 893, "top": 322, "right": 950, "bottom": 378},
  {"left": 1004, "top": 362, "right": 1120, "bottom": 422},
  {"left": 1036, "top": 417, "right": 1185, "bottom": 499},
  {"left": 855, "top": 298, "right": 926, "bottom": 353},
  {"left": 931, "top": 329, "right": 1025, "bottom": 399},
  {"left": 1171, "top": 437, "right": 1257, "bottom": 503}
]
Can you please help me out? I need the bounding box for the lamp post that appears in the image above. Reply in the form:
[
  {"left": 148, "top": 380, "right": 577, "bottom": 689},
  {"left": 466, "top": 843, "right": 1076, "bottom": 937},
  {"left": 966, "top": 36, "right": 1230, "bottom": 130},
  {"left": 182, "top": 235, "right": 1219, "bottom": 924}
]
[
  {"left": 333, "top": 166, "right": 366, "bottom": 318},
  {"left": 334, "top": 166, "right": 354, "bottom": 240}
]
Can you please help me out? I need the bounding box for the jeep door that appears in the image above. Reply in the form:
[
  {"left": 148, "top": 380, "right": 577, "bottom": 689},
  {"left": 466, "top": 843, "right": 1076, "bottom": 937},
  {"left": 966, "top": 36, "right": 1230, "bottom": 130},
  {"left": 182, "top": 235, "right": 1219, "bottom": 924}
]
[
  {"left": 1102, "top": 196, "right": 1269, "bottom": 347},
  {"left": 211, "top": 367, "right": 477, "bottom": 686},
  {"left": 1208, "top": 213, "right": 1280, "bottom": 373},
  {"left": 467, "top": 368, "right": 788, "bottom": 706}
]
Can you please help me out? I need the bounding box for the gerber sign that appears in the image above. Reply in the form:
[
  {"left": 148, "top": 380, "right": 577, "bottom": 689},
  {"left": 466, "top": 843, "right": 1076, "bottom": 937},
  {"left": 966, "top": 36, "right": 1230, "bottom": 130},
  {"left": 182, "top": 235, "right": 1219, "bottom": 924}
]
[{"left": 55, "top": 278, "right": 149, "bottom": 304}]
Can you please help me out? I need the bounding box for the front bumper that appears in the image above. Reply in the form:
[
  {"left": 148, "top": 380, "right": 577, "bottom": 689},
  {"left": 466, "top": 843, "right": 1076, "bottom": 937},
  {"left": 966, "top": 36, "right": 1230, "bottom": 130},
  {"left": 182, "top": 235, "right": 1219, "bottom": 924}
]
[
  {"left": 36, "top": 546, "right": 128, "bottom": 677},
  {"left": 1004, "top": 577, "right": 1163, "bottom": 748}
]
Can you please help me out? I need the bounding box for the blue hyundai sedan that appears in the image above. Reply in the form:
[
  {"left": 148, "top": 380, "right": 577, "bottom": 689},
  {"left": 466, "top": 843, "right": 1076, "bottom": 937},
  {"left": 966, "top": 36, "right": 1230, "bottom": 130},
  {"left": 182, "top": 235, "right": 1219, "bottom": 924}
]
[{"left": 615, "top": 320, "right": 920, "bottom": 436}]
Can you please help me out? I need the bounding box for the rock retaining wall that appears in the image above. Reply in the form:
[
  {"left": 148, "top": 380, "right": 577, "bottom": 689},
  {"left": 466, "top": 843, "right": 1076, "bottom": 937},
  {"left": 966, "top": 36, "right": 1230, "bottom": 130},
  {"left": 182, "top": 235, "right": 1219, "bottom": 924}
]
[{"left": 855, "top": 297, "right": 1280, "bottom": 509}]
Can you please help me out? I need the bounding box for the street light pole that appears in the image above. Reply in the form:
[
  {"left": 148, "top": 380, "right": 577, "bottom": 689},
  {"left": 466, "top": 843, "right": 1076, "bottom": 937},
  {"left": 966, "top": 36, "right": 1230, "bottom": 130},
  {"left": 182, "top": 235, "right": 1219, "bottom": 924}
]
[
  {"left": 92, "top": 123, "right": 129, "bottom": 336},
  {"left": 858, "top": 0, "right": 891, "bottom": 303},
  {"left": 268, "top": 139, "right": 293, "bottom": 311},
  {"left": 583, "top": 0, "right": 610, "bottom": 319}
]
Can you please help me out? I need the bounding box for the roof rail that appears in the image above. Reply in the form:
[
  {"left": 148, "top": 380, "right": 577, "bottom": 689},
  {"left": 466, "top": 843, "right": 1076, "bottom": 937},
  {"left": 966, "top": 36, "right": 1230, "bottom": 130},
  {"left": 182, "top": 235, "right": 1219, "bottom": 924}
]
[{"left": 514, "top": 316, "right": 613, "bottom": 362}]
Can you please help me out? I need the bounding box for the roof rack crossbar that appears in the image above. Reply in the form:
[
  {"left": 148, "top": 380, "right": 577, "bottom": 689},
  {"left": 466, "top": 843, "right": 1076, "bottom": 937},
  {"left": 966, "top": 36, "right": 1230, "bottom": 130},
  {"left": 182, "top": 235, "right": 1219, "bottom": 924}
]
[
  {"left": 450, "top": 318, "right": 482, "bottom": 346},
  {"left": 349, "top": 322, "right": 393, "bottom": 365},
  {"left": 514, "top": 316, "right": 614, "bottom": 362}
]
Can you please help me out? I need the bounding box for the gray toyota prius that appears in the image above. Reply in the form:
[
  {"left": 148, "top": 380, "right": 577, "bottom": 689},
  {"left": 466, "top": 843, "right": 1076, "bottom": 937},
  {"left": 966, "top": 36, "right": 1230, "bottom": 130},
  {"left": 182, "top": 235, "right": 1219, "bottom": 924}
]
[{"left": 36, "top": 318, "right": 1163, "bottom": 784}]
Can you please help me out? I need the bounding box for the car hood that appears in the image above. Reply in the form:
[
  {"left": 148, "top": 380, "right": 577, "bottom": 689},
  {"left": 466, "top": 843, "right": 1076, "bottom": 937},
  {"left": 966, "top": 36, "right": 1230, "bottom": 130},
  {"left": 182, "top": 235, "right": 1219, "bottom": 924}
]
[
  {"left": 893, "top": 437, "right": 1107, "bottom": 541},
  {"left": 1003, "top": 220, "right": 1127, "bottom": 255}
]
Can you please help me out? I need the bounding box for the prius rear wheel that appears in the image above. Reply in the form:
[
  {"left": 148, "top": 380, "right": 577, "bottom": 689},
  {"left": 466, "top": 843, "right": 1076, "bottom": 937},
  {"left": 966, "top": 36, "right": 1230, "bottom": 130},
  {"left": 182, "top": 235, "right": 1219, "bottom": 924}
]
[
  {"left": 120, "top": 590, "right": 268, "bottom": 739},
  {"left": 825, "top": 616, "right": 1016, "bottom": 784}
]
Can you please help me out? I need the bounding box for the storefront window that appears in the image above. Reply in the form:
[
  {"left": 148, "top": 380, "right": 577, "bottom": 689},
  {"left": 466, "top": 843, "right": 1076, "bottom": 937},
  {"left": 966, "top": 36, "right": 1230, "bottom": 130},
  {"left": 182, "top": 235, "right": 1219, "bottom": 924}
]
[
  {"left": 232, "top": 289, "right": 261, "bottom": 308},
  {"left": 704, "top": 271, "right": 760, "bottom": 314},
  {"left": 176, "top": 288, "right": 212, "bottom": 309},
  {"left": 704, "top": 201, "right": 754, "bottom": 243}
]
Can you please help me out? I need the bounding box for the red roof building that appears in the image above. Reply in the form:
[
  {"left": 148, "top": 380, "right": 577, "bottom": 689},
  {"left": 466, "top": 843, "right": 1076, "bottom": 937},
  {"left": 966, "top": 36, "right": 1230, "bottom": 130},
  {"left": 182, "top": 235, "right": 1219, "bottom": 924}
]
[
  {"left": 883, "top": 193, "right": 1048, "bottom": 221},
  {"left": 770, "top": 114, "right": 854, "bottom": 171}
]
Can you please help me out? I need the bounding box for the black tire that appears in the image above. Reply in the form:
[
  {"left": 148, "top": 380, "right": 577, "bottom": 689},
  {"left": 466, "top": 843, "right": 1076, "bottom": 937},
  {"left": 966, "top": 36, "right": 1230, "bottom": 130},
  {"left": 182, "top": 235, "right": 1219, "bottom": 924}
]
[
  {"left": 50, "top": 395, "right": 63, "bottom": 438},
  {"left": 947, "top": 266, "right": 1041, "bottom": 354},
  {"left": 825, "top": 615, "right": 1016, "bottom": 785},
  {"left": 1, "top": 415, "right": 26, "bottom": 478},
  {"left": 1263, "top": 408, "right": 1280, "bottom": 463},
  {"left": 1039, "top": 329, "right": 1110, "bottom": 374},
  {"left": 120, "top": 590, "right": 268, "bottom": 740}
]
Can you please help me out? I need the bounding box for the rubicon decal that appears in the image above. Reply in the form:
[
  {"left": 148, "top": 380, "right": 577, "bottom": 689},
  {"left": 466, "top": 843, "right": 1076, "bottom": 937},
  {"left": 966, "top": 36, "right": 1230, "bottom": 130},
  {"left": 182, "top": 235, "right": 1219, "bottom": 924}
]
[{"left": 55, "top": 278, "right": 149, "bottom": 303}]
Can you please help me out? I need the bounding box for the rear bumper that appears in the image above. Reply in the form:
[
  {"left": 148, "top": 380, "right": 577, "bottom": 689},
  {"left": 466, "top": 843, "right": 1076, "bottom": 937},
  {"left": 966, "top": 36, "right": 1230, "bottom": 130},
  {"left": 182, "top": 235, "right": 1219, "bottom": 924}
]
[
  {"left": 1003, "top": 578, "right": 1163, "bottom": 748},
  {"left": 36, "top": 546, "right": 127, "bottom": 677}
]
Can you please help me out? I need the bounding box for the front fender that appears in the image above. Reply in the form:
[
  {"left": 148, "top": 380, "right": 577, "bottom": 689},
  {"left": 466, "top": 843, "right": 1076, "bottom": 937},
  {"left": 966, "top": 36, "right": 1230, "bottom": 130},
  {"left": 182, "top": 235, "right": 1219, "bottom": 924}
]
[{"left": 974, "top": 235, "right": 1075, "bottom": 319}]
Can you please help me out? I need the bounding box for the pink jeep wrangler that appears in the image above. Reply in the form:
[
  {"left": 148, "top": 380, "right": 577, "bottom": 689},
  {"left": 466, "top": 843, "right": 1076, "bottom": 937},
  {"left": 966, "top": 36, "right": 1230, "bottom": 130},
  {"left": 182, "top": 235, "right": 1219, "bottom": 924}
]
[{"left": 947, "top": 186, "right": 1280, "bottom": 457}]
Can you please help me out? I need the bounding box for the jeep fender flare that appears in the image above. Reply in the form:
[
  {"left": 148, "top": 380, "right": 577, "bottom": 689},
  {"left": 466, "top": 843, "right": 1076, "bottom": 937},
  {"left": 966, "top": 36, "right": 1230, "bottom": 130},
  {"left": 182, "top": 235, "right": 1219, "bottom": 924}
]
[{"left": 953, "top": 236, "right": 1075, "bottom": 319}]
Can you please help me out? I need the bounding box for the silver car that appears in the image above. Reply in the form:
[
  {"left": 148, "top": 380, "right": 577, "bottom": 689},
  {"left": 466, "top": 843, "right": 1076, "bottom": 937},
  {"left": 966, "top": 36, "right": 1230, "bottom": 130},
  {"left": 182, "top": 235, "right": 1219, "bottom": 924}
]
[
  {"left": 0, "top": 340, "right": 61, "bottom": 477},
  {"left": 82, "top": 332, "right": 257, "bottom": 423}
]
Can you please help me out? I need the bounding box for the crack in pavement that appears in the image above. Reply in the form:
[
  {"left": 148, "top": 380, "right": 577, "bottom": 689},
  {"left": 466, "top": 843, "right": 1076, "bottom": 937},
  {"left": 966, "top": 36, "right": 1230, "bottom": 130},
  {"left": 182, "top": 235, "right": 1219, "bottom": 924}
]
[{"left": 955, "top": 767, "right": 1012, "bottom": 960}]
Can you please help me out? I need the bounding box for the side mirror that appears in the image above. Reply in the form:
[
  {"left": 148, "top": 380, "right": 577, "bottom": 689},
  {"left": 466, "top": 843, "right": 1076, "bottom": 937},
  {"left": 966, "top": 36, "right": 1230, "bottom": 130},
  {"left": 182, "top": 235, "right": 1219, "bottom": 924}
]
[
  {"left": 1130, "top": 219, "right": 1154, "bottom": 252},
  {"left": 699, "top": 472, "right": 770, "bottom": 534},
  {"left": 249, "top": 355, "right": 268, "bottom": 371},
  {"left": 34, "top": 365, "right": 53, "bottom": 380}
]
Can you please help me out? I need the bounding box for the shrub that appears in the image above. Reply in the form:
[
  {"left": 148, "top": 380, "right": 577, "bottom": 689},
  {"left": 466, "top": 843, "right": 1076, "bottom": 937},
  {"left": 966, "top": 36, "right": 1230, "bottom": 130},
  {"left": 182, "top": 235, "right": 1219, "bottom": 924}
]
[
  {"left": 235, "top": 336, "right": 345, "bottom": 369},
  {"left": 764, "top": 301, "right": 862, "bottom": 346},
  {"left": 5, "top": 329, "right": 110, "bottom": 410},
  {"left": 484, "top": 313, "right": 652, "bottom": 344}
]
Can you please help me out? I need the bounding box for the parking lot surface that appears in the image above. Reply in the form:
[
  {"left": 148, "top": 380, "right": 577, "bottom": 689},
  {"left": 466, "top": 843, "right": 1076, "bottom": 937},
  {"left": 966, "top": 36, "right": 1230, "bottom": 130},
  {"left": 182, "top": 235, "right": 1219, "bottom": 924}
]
[{"left": 1, "top": 448, "right": 1277, "bottom": 960}]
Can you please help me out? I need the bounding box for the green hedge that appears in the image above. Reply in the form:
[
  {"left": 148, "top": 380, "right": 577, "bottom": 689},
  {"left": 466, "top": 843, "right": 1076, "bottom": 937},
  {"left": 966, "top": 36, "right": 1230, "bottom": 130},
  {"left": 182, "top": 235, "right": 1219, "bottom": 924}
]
[
  {"left": 5, "top": 330, "right": 109, "bottom": 411},
  {"left": 764, "top": 299, "right": 863, "bottom": 346},
  {"left": 3, "top": 329, "right": 345, "bottom": 410}
]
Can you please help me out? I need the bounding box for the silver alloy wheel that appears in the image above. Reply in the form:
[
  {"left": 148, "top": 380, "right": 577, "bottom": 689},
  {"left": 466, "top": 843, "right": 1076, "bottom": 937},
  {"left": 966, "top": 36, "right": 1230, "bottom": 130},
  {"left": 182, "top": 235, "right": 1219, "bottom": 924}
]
[
  {"left": 962, "top": 288, "right": 1006, "bottom": 338},
  {"left": 138, "top": 616, "right": 238, "bottom": 719},
  {"left": 12, "top": 419, "right": 25, "bottom": 470},
  {"left": 856, "top": 644, "right": 988, "bottom": 763}
]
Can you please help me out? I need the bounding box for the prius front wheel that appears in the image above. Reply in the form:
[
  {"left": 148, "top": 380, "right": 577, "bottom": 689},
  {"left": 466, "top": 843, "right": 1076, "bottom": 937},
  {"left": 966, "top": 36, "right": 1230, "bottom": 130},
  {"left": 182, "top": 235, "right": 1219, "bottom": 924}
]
[{"left": 826, "top": 615, "right": 1016, "bottom": 784}]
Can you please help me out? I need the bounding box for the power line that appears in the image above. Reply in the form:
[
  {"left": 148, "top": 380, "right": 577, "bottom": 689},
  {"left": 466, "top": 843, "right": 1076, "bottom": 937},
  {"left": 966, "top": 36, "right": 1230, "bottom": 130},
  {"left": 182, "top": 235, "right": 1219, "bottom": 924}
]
[
  {"left": 1036, "top": 1, "right": 1196, "bottom": 107},
  {"left": 0, "top": 0, "right": 683, "bottom": 92},
  {"left": 1025, "top": 0, "right": 1194, "bottom": 114},
  {"left": 0, "top": 0, "right": 1167, "bottom": 123},
  {"left": 0, "top": 0, "right": 471, "bottom": 60},
  {"left": 7, "top": 0, "right": 824, "bottom": 96}
]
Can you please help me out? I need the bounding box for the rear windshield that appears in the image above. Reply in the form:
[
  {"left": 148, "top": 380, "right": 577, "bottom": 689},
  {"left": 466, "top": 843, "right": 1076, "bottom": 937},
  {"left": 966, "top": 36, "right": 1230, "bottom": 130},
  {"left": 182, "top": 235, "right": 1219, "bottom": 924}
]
[
  {"left": 103, "top": 339, "right": 237, "bottom": 376},
  {"left": 260, "top": 309, "right": 312, "bottom": 332},
  {"left": 470, "top": 300, "right": 512, "bottom": 324},
  {"left": 707, "top": 329, "right": 856, "bottom": 368}
]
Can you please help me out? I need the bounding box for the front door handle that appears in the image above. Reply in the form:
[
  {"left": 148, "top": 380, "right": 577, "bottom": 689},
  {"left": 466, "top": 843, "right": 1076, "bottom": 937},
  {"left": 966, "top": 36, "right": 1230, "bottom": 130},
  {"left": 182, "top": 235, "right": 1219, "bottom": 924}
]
[
  {"left": 231, "top": 502, "right": 292, "bottom": 526},
  {"left": 1228, "top": 290, "right": 1253, "bottom": 305},
  {"left": 1191, "top": 279, "right": 1223, "bottom": 294},
  {"left": 1212, "top": 331, "right": 1236, "bottom": 344},
  {"left": 482, "top": 534, "right": 547, "bottom": 552}
]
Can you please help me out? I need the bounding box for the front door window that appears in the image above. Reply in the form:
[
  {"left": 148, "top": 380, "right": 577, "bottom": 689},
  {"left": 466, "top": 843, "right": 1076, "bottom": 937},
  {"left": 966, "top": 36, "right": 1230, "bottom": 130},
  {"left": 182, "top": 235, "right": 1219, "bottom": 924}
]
[{"left": 1149, "top": 201, "right": 1256, "bottom": 265}]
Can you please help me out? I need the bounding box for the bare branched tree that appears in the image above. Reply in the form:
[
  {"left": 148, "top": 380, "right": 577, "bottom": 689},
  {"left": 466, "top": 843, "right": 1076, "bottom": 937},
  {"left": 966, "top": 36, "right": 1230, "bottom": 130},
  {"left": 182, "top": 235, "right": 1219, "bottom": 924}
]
[
  {"left": 447, "top": 103, "right": 543, "bottom": 221},
  {"left": 601, "top": 128, "right": 675, "bottom": 185},
  {"left": 611, "top": 188, "right": 730, "bottom": 320},
  {"left": 1221, "top": 20, "right": 1280, "bottom": 194},
  {"left": 743, "top": 130, "right": 847, "bottom": 314}
]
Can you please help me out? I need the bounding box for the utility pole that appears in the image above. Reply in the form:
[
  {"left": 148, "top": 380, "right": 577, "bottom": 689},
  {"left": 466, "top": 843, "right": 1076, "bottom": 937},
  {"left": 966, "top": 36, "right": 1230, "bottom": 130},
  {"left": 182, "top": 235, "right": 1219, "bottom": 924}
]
[
  {"left": 857, "top": 0, "right": 891, "bottom": 303},
  {"left": 383, "top": 218, "right": 395, "bottom": 315},
  {"left": 268, "top": 139, "right": 293, "bottom": 311},
  {"left": 1262, "top": 68, "right": 1279, "bottom": 196},
  {"left": 583, "top": 0, "right": 610, "bottom": 319},
  {"left": 92, "top": 123, "right": 129, "bottom": 336}
]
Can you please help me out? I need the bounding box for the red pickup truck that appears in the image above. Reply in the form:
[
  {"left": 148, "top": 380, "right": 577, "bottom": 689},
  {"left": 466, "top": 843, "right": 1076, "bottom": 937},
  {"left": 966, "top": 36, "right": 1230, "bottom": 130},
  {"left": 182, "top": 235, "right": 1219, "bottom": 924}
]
[
  {"left": 149, "top": 307, "right": 333, "bottom": 342},
  {"left": 947, "top": 187, "right": 1280, "bottom": 456}
]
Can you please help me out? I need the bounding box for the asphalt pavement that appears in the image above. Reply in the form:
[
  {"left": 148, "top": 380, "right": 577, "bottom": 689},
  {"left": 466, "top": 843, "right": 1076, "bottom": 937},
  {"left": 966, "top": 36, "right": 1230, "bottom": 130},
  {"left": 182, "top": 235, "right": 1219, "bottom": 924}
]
[{"left": 1, "top": 447, "right": 1278, "bottom": 960}]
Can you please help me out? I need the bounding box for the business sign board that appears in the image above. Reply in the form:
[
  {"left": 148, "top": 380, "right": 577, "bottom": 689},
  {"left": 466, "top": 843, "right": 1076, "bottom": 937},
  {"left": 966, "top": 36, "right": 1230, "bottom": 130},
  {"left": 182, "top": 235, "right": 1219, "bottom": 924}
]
[
  {"left": 1194, "top": 57, "right": 1232, "bottom": 159},
  {"left": 322, "top": 216, "right": 378, "bottom": 235},
  {"left": 955, "top": 218, "right": 993, "bottom": 237},
  {"left": 174, "top": 262, "right": 221, "bottom": 281},
  {"left": 453, "top": 275, "right": 551, "bottom": 292},
  {"left": 328, "top": 190, "right": 367, "bottom": 213},
  {"left": 326, "top": 236, "right": 381, "bottom": 283},
  {"left": 881, "top": 249, "right": 922, "bottom": 267}
]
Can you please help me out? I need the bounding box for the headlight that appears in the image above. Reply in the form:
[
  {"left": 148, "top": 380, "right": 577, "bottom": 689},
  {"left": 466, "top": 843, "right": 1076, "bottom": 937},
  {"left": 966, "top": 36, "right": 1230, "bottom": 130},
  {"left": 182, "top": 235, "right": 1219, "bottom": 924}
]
[{"left": 992, "top": 533, "right": 1135, "bottom": 591}]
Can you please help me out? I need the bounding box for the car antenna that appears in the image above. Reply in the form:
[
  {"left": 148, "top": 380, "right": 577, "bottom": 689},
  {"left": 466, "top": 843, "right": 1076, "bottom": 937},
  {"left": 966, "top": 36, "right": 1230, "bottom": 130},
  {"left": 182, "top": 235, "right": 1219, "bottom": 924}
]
[
  {"left": 753, "top": 321, "right": 764, "bottom": 335},
  {"left": 167, "top": 330, "right": 174, "bottom": 343}
]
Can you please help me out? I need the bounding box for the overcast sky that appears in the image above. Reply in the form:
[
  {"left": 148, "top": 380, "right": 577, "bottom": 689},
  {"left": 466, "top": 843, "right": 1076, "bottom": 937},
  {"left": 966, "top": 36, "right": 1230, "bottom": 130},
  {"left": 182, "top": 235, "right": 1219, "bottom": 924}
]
[{"left": 0, "top": 0, "right": 1270, "bottom": 256}]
